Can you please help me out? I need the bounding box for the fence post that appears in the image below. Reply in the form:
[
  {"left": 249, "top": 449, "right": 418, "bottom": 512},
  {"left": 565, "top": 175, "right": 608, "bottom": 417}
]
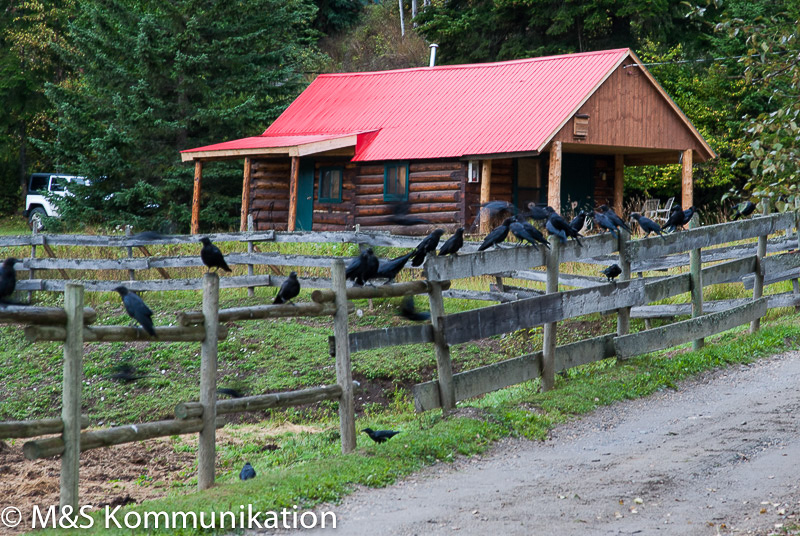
[
  {"left": 428, "top": 280, "right": 455, "bottom": 411},
  {"left": 332, "top": 260, "right": 356, "bottom": 452},
  {"left": 125, "top": 226, "right": 135, "bottom": 281},
  {"left": 29, "top": 226, "right": 38, "bottom": 304},
  {"left": 793, "top": 207, "right": 800, "bottom": 313},
  {"left": 60, "top": 283, "right": 84, "bottom": 514},
  {"left": 617, "top": 233, "right": 631, "bottom": 337},
  {"left": 750, "top": 201, "right": 769, "bottom": 333},
  {"left": 541, "top": 237, "right": 560, "bottom": 391},
  {"left": 689, "top": 217, "right": 704, "bottom": 350},
  {"left": 198, "top": 273, "right": 219, "bottom": 490},
  {"left": 247, "top": 214, "right": 255, "bottom": 298}
]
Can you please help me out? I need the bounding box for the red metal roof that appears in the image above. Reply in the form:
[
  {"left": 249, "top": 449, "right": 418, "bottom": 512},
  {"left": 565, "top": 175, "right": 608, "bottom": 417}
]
[
  {"left": 183, "top": 49, "right": 632, "bottom": 161},
  {"left": 182, "top": 133, "right": 360, "bottom": 153}
]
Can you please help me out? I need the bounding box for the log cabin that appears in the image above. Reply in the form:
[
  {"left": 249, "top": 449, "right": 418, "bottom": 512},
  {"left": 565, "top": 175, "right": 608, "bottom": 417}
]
[{"left": 181, "top": 48, "right": 715, "bottom": 234}]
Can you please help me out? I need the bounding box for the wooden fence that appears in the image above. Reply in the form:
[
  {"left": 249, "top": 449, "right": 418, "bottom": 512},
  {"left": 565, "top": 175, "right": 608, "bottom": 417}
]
[{"left": 1, "top": 212, "right": 799, "bottom": 512}]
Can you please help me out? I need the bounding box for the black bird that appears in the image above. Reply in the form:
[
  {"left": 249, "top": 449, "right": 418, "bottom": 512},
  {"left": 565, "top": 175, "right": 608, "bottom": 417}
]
[
  {"left": 273, "top": 271, "right": 300, "bottom": 304},
  {"left": 0, "top": 258, "right": 20, "bottom": 302},
  {"left": 398, "top": 295, "right": 431, "bottom": 322},
  {"left": 389, "top": 202, "right": 427, "bottom": 226},
  {"left": 733, "top": 201, "right": 757, "bottom": 220},
  {"left": 346, "top": 248, "right": 379, "bottom": 286},
  {"left": 602, "top": 264, "right": 622, "bottom": 282},
  {"left": 478, "top": 218, "right": 513, "bottom": 251},
  {"left": 199, "top": 237, "right": 232, "bottom": 273},
  {"left": 376, "top": 251, "right": 415, "bottom": 283},
  {"left": 511, "top": 218, "right": 550, "bottom": 249},
  {"left": 525, "top": 203, "right": 550, "bottom": 221},
  {"left": 509, "top": 221, "right": 539, "bottom": 249},
  {"left": 682, "top": 206, "right": 696, "bottom": 226},
  {"left": 630, "top": 212, "right": 665, "bottom": 241},
  {"left": 239, "top": 462, "right": 256, "bottom": 481},
  {"left": 479, "top": 200, "right": 518, "bottom": 218},
  {"left": 114, "top": 286, "right": 156, "bottom": 337},
  {"left": 411, "top": 229, "right": 446, "bottom": 267},
  {"left": 570, "top": 211, "right": 588, "bottom": 233},
  {"left": 361, "top": 428, "right": 401, "bottom": 444},
  {"left": 217, "top": 387, "right": 245, "bottom": 398},
  {"left": 438, "top": 228, "right": 465, "bottom": 256},
  {"left": 592, "top": 210, "right": 618, "bottom": 239},
  {"left": 662, "top": 205, "right": 685, "bottom": 233},
  {"left": 545, "top": 207, "right": 583, "bottom": 246},
  {"left": 108, "top": 362, "right": 150, "bottom": 383},
  {"left": 130, "top": 231, "right": 165, "bottom": 241},
  {"left": 598, "top": 205, "right": 632, "bottom": 233}
]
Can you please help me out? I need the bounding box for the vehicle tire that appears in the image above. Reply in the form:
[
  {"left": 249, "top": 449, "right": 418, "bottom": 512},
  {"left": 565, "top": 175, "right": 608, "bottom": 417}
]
[{"left": 28, "top": 206, "right": 47, "bottom": 231}]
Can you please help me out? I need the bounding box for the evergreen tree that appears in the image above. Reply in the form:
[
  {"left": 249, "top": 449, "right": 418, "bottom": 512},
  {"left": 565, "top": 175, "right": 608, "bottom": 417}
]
[{"left": 40, "top": 0, "right": 325, "bottom": 231}]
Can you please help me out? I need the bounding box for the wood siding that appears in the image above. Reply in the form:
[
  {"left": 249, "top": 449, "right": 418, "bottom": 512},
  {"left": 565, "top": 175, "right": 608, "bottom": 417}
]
[
  {"left": 250, "top": 158, "right": 465, "bottom": 232},
  {"left": 465, "top": 158, "right": 513, "bottom": 230},
  {"left": 551, "top": 58, "right": 709, "bottom": 159}
]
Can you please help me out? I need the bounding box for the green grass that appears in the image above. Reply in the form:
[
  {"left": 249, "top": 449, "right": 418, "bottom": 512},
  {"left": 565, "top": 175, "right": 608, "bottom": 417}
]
[{"left": 26, "top": 312, "right": 800, "bottom": 535}]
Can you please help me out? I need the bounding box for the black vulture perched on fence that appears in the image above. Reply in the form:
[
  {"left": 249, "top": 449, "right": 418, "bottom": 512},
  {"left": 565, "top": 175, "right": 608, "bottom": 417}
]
[
  {"left": 438, "top": 228, "right": 465, "bottom": 256},
  {"left": 732, "top": 201, "right": 756, "bottom": 220},
  {"left": 545, "top": 207, "right": 582, "bottom": 246},
  {"left": 598, "top": 205, "right": 631, "bottom": 234},
  {"left": 478, "top": 218, "right": 513, "bottom": 251},
  {"left": 601, "top": 264, "right": 622, "bottom": 282},
  {"left": 346, "top": 248, "right": 379, "bottom": 286},
  {"left": 630, "top": 212, "right": 665, "bottom": 241},
  {"left": 273, "top": 272, "right": 300, "bottom": 304},
  {"left": 411, "top": 229, "right": 445, "bottom": 267},
  {"left": 376, "top": 251, "right": 415, "bottom": 283}
]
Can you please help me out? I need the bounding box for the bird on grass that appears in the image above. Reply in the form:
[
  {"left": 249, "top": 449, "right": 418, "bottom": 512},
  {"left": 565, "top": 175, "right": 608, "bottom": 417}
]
[
  {"left": 398, "top": 295, "right": 431, "bottom": 322},
  {"left": 239, "top": 462, "right": 256, "bottom": 481},
  {"left": 362, "top": 428, "right": 401, "bottom": 444},
  {"left": 389, "top": 201, "right": 427, "bottom": 226},
  {"left": 630, "top": 212, "right": 665, "bottom": 241},
  {"left": 199, "top": 237, "right": 232, "bottom": 273},
  {"left": 509, "top": 219, "right": 548, "bottom": 250},
  {"left": 411, "top": 229, "right": 446, "bottom": 267},
  {"left": 108, "top": 362, "right": 150, "bottom": 383},
  {"left": 376, "top": 251, "right": 415, "bottom": 283},
  {"left": 346, "top": 248, "right": 379, "bottom": 286},
  {"left": 570, "top": 211, "right": 588, "bottom": 234},
  {"left": 602, "top": 264, "right": 622, "bottom": 282},
  {"left": 592, "top": 210, "right": 618, "bottom": 238},
  {"left": 545, "top": 208, "right": 582, "bottom": 246},
  {"left": 113, "top": 286, "right": 156, "bottom": 337},
  {"left": 217, "top": 387, "right": 245, "bottom": 398},
  {"left": 273, "top": 272, "right": 300, "bottom": 304},
  {"left": 733, "top": 201, "right": 757, "bottom": 220},
  {"left": 438, "top": 228, "right": 464, "bottom": 256},
  {"left": 598, "top": 205, "right": 632, "bottom": 234},
  {"left": 478, "top": 218, "right": 513, "bottom": 251},
  {"left": 0, "top": 258, "right": 20, "bottom": 303}
]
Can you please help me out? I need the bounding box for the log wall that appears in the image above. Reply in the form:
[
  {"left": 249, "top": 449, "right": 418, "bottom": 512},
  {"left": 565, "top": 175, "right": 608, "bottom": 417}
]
[
  {"left": 250, "top": 159, "right": 291, "bottom": 231},
  {"left": 465, "top": 158, "right": 513, "bottom": 230}
]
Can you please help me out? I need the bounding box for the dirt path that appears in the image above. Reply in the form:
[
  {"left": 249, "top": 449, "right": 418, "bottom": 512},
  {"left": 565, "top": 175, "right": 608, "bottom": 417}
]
[{"left": 289, "top": 351, "right": 800, "bottom": 535}]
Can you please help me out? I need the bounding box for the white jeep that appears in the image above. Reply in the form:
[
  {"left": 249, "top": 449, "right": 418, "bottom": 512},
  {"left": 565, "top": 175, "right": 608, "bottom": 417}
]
[{"left": 24, "top": 173, "right": 87, "bottom": 230}]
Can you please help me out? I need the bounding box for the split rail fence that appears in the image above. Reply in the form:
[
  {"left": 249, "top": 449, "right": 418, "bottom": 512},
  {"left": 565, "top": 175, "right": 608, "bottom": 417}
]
[{"left": 1, "top": 212, "right": 799, "bottom": 513}]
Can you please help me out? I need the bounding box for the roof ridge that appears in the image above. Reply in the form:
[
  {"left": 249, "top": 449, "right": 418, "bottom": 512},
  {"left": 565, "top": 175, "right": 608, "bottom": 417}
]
[{"left": 316, "top": 48, "right": 630, "bottom": 78}]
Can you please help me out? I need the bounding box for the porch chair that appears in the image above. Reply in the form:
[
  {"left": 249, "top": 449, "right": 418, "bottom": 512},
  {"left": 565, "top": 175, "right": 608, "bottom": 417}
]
[
  {"left": 652, "top": 197, "right": 675, "bottom": 223},
  {"left": 641, "top": 199, "right": 660, "bottom": 221}
]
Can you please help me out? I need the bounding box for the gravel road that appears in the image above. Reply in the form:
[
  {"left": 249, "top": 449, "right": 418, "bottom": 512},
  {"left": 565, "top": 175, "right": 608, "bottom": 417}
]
[{"left": 264, "top": 351, "right": 800, "bottom": 535}]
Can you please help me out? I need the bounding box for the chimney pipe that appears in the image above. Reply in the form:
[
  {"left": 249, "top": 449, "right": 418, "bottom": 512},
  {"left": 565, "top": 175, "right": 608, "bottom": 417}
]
[{"left": 429, "top": 44, "right": 439, "bottom": 67}]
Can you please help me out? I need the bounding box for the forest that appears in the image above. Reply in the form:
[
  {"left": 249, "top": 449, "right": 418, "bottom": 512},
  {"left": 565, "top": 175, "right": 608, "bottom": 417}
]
[{"left": 0, "top": 0, "right": 797, "bottom": 232}]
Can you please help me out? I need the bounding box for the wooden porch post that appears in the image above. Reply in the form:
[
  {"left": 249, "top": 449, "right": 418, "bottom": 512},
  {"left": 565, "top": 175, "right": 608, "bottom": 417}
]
[
  {"left": 613, "top": 154, "right": 624, "bottom": 215},
  {"left": 479, "top": 160, "right": 493, "bottom": 234},
  {"left": 240, "top": 157, "right": 252, "bottom": 232},
  {"left": 547, "top": 141, "right": 562, "bottom": 211},
  {"left": 191, "top": 160, "right": 203, "bottom": 235},
  {"left": 681, "top": 149, "right": 693, "bottom": 209},
  {"left": 288, "top": 156, "right": 299, "bottom": 232}
]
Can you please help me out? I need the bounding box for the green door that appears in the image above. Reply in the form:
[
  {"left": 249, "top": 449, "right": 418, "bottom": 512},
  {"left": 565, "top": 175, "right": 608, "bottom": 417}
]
[
  {"left": 561, "top": 154, "right": 595, "bottom": 214},
  {"left": 297, "top": 160, "right": 314, "bottom": 231}
]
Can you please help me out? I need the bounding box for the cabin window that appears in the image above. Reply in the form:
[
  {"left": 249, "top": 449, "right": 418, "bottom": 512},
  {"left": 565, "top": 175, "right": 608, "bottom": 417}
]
[
  {"left": 384, "top": 162, "right": 409, "bottom": 202},
  {"left": 318, "top": 166, "right": 343, "bottom": 203}
]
